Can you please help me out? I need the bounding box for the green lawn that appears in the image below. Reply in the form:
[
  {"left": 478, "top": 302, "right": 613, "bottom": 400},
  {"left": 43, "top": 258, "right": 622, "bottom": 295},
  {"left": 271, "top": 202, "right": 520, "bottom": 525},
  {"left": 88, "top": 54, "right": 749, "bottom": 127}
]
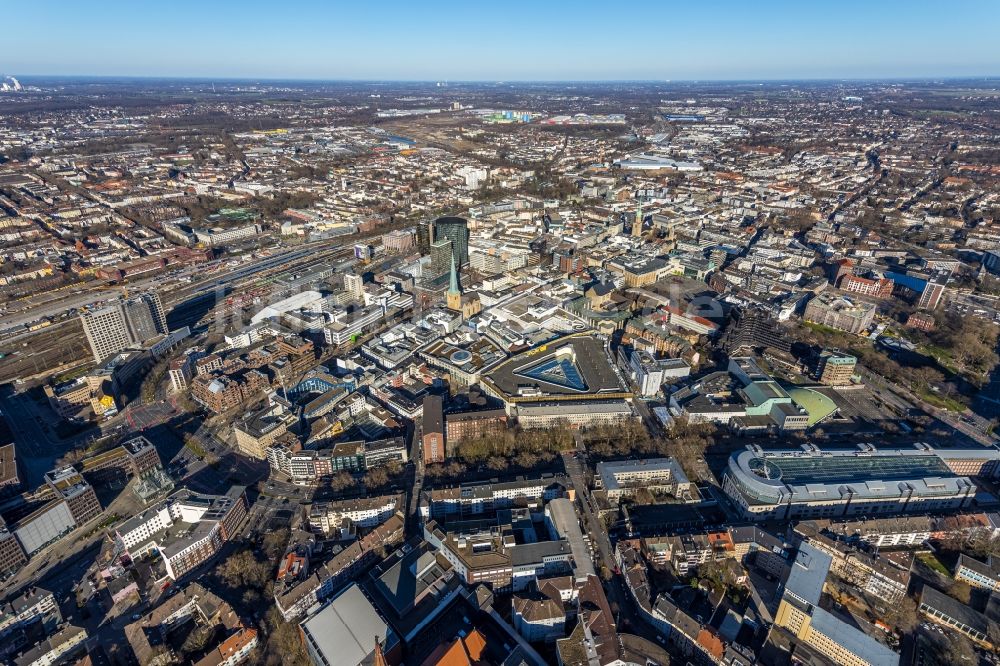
[
  {"left": 919, "top": 344, "right": 961, "bottom": 374},
  {"left": 803, "top": 321, "right": 845, "bottom": 336},
  {"left": 921, "top": 344, "right": 951, "bottom": 359},
  {"left": 919, "top": 389, "right": 967, "bottom": 413},
  {"left": 184, "top": 439, "right": 207, "bottom": 459},
  {"left": 917, "top": 552, "right": 950, "bottom": 576},
  {"left": 54, "top": 364, "right": 91, "bottom": 383}
]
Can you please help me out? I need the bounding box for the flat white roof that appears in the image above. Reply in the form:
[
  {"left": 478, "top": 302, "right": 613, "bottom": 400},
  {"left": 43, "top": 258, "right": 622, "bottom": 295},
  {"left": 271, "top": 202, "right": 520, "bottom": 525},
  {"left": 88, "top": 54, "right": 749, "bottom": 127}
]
[
  {"left": 300, "top": 585, "right": 392, "bottom": 666},
  {"left": 251, "top": 290, "right": 324, "bottom": 325}
]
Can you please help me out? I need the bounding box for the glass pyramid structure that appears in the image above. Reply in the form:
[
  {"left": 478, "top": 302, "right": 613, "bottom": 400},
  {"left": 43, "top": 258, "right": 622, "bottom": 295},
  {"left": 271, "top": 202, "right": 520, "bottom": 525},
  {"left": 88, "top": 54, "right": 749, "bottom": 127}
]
[{"left": 515, "top": 354, "right": 588, "bottom": 391}]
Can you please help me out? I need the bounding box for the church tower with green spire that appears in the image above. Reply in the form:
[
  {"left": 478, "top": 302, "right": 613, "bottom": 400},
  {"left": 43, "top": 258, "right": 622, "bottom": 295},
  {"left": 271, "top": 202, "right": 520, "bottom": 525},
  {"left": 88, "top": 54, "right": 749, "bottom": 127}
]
[
  {"left": 632, "top": 197, "right": 643, "bottom": 237},
  {"left": 447, "top": 253, "right": 462, "bottom": 311}
]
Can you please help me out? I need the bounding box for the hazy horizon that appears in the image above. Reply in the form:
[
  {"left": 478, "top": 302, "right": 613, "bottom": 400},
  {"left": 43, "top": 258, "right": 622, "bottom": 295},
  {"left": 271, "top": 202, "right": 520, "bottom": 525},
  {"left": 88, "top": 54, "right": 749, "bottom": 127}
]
[
  {"left": 5, "top": 0, "right": 999, "bottom": 82},
  {"left": 9, "top": 74, "right": 1000, "bottom": 85}
]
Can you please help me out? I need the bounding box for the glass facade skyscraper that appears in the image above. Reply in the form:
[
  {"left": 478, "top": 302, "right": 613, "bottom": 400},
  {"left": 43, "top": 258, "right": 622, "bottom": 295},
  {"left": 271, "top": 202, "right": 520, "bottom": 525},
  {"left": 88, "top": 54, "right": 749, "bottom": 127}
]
[{"left": 432, "top": 216, "right": 469, "bottom": 268}]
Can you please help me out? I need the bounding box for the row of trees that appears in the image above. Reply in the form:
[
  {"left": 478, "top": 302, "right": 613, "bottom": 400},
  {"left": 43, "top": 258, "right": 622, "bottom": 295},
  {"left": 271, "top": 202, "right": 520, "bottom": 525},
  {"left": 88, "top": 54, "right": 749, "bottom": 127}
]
[
  {"left": 586, "top": 421, "right": 718, "bottom": 483},
  {"left": 424, "top": 419, "right": 718, "bottom": 484},
  {"left": 583, "top": 421, "right": 655, "bottom": 458},
  {"left": 325, "top": 460, "right": 405, "bottom": 495},
  {"left": 139, "top": 358, "right": 169, "bottom": 404},
  {"left": 217, "top": 549, "right": 272, "bottom": 591},
  {"left": 453, "top": 426, "right": 574, "bottom": 463},
  {"left": 421, "top": 426, "right": 577, "bottom": 477}
]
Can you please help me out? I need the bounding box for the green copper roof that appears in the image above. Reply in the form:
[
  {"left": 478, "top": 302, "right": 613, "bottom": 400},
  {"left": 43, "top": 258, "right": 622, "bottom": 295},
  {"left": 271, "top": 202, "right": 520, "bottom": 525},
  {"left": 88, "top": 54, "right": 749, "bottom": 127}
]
[
  {"left": 448, "top": 253, "right": 460, "bottom": 295},
  {"left": 786, "top": 386, "right": 839, "bottom": 426}
]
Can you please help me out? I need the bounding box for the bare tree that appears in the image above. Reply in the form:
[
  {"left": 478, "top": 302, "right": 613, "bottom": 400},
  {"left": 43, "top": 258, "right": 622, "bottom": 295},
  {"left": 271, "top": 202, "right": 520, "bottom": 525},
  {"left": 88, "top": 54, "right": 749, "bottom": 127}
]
[
  {"left": 363, "top": 466, "right": 390, "bottom": 490},
  {"left": 327, "top": 471, "right": 355, "bottom": 492},
  {"left": 263, "top": 606, "right": 310, "bottom": 666},
  {"left": 881, "top": 594, "right": 919, "bottom": 634},
  {"left": 217, "top": 549, "right": 271, "bottom": 589},
  {"left": 181, "top": 625, "right": 218, "bottom": 657}
]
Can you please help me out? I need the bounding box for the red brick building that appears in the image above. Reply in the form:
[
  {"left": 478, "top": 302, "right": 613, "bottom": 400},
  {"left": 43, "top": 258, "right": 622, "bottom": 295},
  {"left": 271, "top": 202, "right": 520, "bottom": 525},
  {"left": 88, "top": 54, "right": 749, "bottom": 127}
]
[
  {"left": 422, "top": 394, "right": 445, "bottom": 464},
  {"left": 191, "top": 370, "right": 269, "bottom": 414},
  {"left": 906, "top": 311, "right": 936, "bottom": 332},
  {"left": 445, "top": 409, "right": 508, "bottom": 457},
  {"left": 839, "top": 274, "right": 894, "bottom": 299}
]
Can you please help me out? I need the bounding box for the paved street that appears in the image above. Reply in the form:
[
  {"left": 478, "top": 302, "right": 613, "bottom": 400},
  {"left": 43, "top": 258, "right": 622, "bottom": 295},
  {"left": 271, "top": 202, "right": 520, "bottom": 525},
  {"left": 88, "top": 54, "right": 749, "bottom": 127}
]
[
  {"left": 860, "top": 367, "right": 998, "bottom": 446},
  {"left": 404, "top": 420, "right": 422, "bottom": 536},
  {"left": 0, "top": 477, "right": 148, "bottom": 596},
  {"left": 168, "top": 422, "right": 267, "bottom": 495},
  {"left": 0, "top": 382, "right": 171, "bottom": 485},
  {"left": 559, "top": 449, "right": 668, "bottom": 645}
]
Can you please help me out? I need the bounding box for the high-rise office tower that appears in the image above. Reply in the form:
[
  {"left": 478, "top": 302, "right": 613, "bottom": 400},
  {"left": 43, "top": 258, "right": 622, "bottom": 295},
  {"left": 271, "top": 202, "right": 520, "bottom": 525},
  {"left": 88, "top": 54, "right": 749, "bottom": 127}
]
[
  {"left": 432, "top": 216, "right": 469, "bottom": 268},
  {"left": 344, "top": 272, "right": 365, "bottom": 301},
  {"left": 417, "top": 220, "right": 433, "bottom": 255},
  {"left": 142, "top": 291, "right": 167, "bottom": 332},
  {"left": 917, "top": 271, "right": 948, "bottom": 310},
  {"left": 430, "top": 238, "right": 454, "bottom": 277},
  {"left": 816, "top": 350, "right": 857, "bottom": 386},
  {"left": 123, "top": 292, "right": 166, "bottom": 343},
  {"left": 723, "top": 306, "right": 792, "bottom": 358},
  {"left": 81, "top": 306, "right": 132, "bottom": 364},
  {"left": 80, "top": 291, "right": 168, "bottom": 363}
]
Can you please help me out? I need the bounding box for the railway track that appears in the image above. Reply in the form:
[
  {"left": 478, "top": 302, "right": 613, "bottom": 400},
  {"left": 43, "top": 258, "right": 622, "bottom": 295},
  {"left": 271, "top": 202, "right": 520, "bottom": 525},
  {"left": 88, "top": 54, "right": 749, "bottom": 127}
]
[{"left": 0, "top": 224, "right": 398, "bottom": 385}]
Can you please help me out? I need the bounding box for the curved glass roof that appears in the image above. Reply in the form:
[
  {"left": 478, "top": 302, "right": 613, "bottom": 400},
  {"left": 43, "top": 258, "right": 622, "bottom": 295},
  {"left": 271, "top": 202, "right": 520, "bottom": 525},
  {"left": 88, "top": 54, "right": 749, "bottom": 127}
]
[
  {"left": 748, "top": 457, "right": 782, "bottom": 481},
  {"left": 755, "top": 454, "right": 951, "bottom": 485}
]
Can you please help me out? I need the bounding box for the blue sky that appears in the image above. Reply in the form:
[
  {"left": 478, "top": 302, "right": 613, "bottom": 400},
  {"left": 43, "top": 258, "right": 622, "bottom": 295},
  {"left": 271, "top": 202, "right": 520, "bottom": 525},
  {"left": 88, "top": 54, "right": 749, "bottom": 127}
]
[{"left": 5, "top": 0, "right": 999, "bottom": 80}]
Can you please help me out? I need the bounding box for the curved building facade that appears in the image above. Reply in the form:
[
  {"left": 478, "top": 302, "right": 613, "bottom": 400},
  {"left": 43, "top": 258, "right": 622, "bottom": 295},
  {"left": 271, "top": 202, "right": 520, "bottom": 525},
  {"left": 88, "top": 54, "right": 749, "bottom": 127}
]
[{"left": 722, "top": 443, "right": 993, "bottom": 521}]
